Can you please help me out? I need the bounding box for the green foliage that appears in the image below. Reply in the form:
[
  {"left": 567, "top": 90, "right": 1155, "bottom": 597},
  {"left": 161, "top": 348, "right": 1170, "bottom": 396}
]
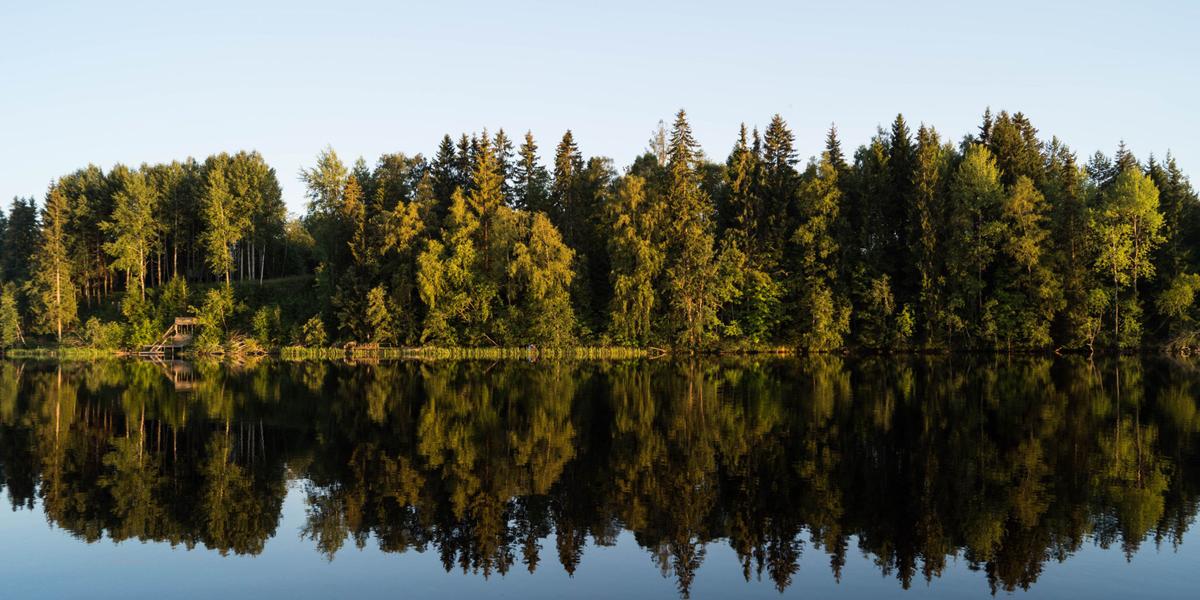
[
  {"left": 5, "top": 109, "right": 1196, "bottom": 354},
  {"left": 509, "top": 213, "right": 577, "bottom": 346},
  {"left": 364, "top": 286, "right": 393, "bottom": 344},
  {"left": 27, "top": 186, "right": 77, "bottom": 340},
  {"left": 252, "top": 305, "right": 283, "bottom": 346},
  {"left": 300, "top": 315, "right": 328, "bottom": 347},
  {"left": 1092, "top": 166, "right": 1165, "bottom": 348},
  {"left": 81, "top": 316, "right": 123, "bottom": 350},
  {"left": 0, "top": 284, "right": 21, "bottom": 348},
  {"left": 194, "top": 286, "right": 238, "bottom": 348}
]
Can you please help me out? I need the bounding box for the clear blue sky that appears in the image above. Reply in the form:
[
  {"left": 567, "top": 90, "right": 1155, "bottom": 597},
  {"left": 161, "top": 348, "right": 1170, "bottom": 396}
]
[{"left": 2, "top": 0, "right": 1196, "bottom": 213}]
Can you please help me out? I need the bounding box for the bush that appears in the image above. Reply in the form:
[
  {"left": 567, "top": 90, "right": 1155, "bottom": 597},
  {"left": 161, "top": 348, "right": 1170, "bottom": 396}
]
[
  {"left": 300, "top": 315, "right": 327, "bottom": 347},
  {"left": 82, "top": 317, "right": 124, "bottom": 350}
]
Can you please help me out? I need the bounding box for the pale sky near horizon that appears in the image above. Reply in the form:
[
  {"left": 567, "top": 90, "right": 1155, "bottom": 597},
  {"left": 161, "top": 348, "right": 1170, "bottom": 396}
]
[{"left": 2, "top": 0, "right": 1196, "bottom": 214}]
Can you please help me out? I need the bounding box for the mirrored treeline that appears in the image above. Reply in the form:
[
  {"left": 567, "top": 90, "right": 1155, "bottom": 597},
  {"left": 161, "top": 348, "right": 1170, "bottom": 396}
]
[{"left": 0, "top": 357, "right": 1198, "bottom": 597}]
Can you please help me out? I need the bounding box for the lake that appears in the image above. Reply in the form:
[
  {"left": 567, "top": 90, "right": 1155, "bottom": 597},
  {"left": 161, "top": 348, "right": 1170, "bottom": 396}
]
[{"left": 0, "top": 357, "right": 1197, "bottom": 598}]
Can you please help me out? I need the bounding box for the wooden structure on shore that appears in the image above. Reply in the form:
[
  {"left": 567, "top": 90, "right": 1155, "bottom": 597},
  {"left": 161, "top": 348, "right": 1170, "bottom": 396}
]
[{"left": 138, "top": 317, "right": 198, "bottom": 357}]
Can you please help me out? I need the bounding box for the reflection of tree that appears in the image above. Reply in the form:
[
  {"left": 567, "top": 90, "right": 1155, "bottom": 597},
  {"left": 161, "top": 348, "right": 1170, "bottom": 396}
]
[{"left": 0, "top": 356, "right": 1198, "bottom": 597}]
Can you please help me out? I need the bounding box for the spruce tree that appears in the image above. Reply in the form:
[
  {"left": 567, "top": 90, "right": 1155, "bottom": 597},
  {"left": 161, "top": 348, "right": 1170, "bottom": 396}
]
[
  {"left": 513, "top": 131, "right": 550, "bottom": 214},
  {"left": 760, "top": 114, "right": 798, "bottom": 256},
  {"left": 794, "top": 151, "right": 850, "bottom": 349}
]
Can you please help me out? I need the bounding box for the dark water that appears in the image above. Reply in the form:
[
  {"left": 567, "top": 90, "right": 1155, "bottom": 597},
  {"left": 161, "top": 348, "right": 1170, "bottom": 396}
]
[{"left": 0, "top": 357, "right": 1197, "bottom": 599}]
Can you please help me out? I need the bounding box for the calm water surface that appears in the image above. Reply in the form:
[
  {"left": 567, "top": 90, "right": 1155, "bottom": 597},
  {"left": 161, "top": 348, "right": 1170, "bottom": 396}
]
[{"left": 0, "top": 357, "right": 1197, "bottom": 598}]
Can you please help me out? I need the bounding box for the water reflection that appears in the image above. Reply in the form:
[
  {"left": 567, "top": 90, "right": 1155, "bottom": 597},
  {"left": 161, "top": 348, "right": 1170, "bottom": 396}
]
[{"left": 0, "top": 357, "right": 1197, "bottom": 597}]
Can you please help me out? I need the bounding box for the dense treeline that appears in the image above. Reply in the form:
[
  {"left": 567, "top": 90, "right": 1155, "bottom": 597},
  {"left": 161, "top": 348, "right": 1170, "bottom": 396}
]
[
  {"left": 1, "top": 109, "right": 1198, "bottom": 352},
  {"left": 2, "top": 357, "right": 1198, "bottom": 596}
]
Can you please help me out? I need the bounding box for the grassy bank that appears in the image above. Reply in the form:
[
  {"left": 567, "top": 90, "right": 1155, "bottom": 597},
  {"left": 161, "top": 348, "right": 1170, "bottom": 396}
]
[
  {"left": 279, "top": 345, "right": 656, "bottom": 361},
  {"left": 2, "top": 347, "right": 121, "bottom": 360}
]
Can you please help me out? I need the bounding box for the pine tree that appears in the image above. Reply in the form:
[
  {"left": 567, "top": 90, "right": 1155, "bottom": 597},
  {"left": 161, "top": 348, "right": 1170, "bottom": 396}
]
[
  {"left": 513, "top": 131, "right": 550, "bottom": 214},
  {"left": 28, "top": 186, "right": 77, "bottom": 340}
]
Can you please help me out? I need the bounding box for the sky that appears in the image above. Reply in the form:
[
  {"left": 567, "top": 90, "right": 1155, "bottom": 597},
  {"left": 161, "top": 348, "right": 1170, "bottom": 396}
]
[{"left": 1, "top": 0, "right": 1197, "bottom": 214}]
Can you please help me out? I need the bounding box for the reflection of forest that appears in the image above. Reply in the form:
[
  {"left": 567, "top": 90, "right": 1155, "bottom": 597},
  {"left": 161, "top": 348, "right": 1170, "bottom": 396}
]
[{"left": 1, "top": 357, "right": 1198, "bottom": 597}]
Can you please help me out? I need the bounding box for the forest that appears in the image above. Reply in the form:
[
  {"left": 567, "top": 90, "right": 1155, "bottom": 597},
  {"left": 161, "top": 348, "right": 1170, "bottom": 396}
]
[{"left": 0, "top": 108, "right": 1197, "bottom": 353}]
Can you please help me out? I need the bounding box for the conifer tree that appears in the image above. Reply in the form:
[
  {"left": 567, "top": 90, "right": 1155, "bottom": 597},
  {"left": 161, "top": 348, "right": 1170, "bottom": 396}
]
[
  {"left": 907, "top": 125, "right": 953, "bottom": 346},
  {"left": 2, "top": 197, "right": 39, "bottom": 283},
  {"left": 794, "top": 151, "right": 850, "bottom": 349},
  {"left": 28, "top": 186, "right": 77, "bottom": 340},
  {"left": 725, "top": 124, "right": 759, "bottom": 250},
  {"left": 494, "top": 129, "right": 515, "bottom": 206},
  {"left": 551, "top": 131, "right": 582, "bottom": 228},
  {"left": 760, "top": 114, "right": 798, "bottom": 255},
  {"left": 513, "top": 131, "right": 550, "bottom": 214},
  {"left": 431, "top": 135, "right": 459, "bottom": 217},
  {"left": 664, "top": 110, "right": 738, "bottom": 347}
]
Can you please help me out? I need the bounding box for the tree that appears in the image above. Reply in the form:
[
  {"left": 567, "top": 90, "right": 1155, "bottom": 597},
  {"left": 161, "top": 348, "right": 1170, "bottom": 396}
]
[
  {"left": 102, "top": 167, "right": 158, "bottom": 300},
  {"left": 365, "top": 285, "right": 393, "bottom": 344},
  {"left": 201, "top": 159, "right": 240, "bottom": 285},
  {"left": 993, "top": 177, "right": 1061, "bottom": 349},
  {"left": 607, "top": 175, "right": 665, "bottom": 345},
  {"left": 0, "top": 284, "right": 21, "bottom": 348},
  {"left": 906, "top": 125, "right": 953, "bottom": 346},
  {"left": 510, "top": 213, "right": 577, "bottom": 345},
  {"left": 1091, "top": 166, "right": 1165, "bottom": 348},
  {"left": 663, "top": 110, "right": 738, "bottom": 347},
  {"left": 28, "top": 186, "right": 77, "bottom": 341},
  {"left": 760, "top": 114, "right": 798, "bottom": 256},
  {"left": 945, "top": 144, "right": 1005, "bottom": 344},
  {"left": 3, "top": 197, "right": 39, "bottom": 283},
  {"left": 794, "top": 152, "right": 850, "bottom": 350},
  {"left": 513, "top": 131, "right": 550, "bottom": 214}
]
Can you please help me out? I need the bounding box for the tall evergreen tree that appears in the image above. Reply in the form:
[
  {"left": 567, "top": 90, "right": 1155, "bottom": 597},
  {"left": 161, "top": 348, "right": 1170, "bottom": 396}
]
[
  {"left": 513, "top": 131, "right": 550, "bottom": 214},
  {"left": 759, "top": 114, "right": 798, "bottom": 256},
  {"left": 794, "top": 151, "right": 850, "bottom": 349}
]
